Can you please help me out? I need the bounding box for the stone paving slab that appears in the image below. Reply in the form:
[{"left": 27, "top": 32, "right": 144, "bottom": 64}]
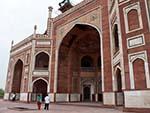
[{"left": 0, "top": 99, "right": 134, "bottom": 113}]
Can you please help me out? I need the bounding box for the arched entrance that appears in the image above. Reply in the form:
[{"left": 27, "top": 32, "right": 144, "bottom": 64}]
[
  {"left": 57, "top": 24, "right": 102, "bottom": 102},
  {"left": 32, "top": 79, "right": 48, "bottom": 101},
  {"left": 115, "top": 68, "right": 124, "bottom": 106},
  {"left": 11, "top": 59, "right": 23, "bottom": 100},
  {"left": 83, "top": 85, "right": 91, "bottom": 101},
  {"left": 81, "top": 79, "right": 95, "bottom": 102}
]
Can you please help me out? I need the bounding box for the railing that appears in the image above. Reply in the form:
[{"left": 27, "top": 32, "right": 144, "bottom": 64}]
[{"left": 80, "top": 67, "right": 96, "bottom": 72}]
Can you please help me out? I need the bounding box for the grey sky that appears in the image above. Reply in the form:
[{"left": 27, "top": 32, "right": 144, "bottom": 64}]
[{"left": 0, "top": 0, "right": 82, "bottom": 89}]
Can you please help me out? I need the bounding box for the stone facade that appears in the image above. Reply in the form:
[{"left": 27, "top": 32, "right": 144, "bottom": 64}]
[{"left": 4, "top": 0, "right": 150, "bottom": 112}]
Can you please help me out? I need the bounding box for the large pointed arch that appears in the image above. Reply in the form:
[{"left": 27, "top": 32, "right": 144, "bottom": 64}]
[
  {"left": 54, "top": 23, "right": 104, "bottom": 102},
  {"left": 11, "top": 59, "right": 23, "bottom": 93}
]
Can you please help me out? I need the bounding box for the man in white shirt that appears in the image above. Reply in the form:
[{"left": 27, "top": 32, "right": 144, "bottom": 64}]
[
  {"left": 11, "top": 93, "right": 16, "bottom": 101},
  {"left": 44, "top": 94, "right": 50, "bottom": 110}
]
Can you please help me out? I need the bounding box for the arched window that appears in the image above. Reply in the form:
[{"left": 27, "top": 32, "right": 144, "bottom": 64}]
[
  {"left": 97, "top": 56, "right": 101, "bottom": 67},
  {"left": 81, "top": 56, "right": 93, "bottom": 67},
  {"left": 35, "top": 52, "right": 49, "bottom": 70},
  {"left": 127, "top": 9, "right": 140, "bottom": 31},
  {"left": 113, "top": 24, "right": 119, "bottom": 54},
  {"left": 133, "top": 58, "right": 146, "bottom": 89}
]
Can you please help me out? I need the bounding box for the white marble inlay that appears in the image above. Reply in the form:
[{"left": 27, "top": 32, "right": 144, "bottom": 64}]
[
  {"left": 127, "top": 35, "right": 145, "bottom": 49},
  {"left": 124, "top": 90, "right": 150, "bottom": 108},
  {"left": 25, "top": 67, "right": 29, "bottom": 73},
  {"left": 103, "top": 92, "right": 115, "bottom": 105},
  {"left": 33, "top": 70, "right": 49, "bottom": 76},
  {"left": 55, "top": 93, "right": 68, "bottom": 102},
  {"left": 20, "top": 93, "right": 28, "bottom": 101},
  {"left": 4, "top": 93, "right": 9, "bottom": 100},
  {"left": 37, "top": 41, "right": 51, "bottom": 45}
]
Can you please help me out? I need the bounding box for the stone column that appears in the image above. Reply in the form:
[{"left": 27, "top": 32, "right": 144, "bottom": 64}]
[
  {"left": 27, "top": 25, "right": 36, "bottom": 102},
  {"left": 101, "top": 0, "right": 114, "bottom": 105}
]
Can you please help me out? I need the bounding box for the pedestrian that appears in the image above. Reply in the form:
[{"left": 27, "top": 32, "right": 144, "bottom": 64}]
[
  {"left": 44, "top": 94, "right": 50, "bottom": 110},
  {"left": 11, "top": 93, "right": 16, "bottom": 101},
  {"left": 37, "top": 94, "right": 42, "bottom": 110}
]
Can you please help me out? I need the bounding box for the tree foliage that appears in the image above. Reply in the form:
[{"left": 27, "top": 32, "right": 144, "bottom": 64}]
[{"left": 0, "top": 89, "right": 4, "bottom": 97}]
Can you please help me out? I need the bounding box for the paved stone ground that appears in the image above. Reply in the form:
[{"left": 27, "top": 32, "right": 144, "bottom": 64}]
[{"left": 0, "top": 99, "right": 134, "bottom": 113}]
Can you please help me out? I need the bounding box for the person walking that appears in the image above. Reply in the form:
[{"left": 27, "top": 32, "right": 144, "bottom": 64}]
[
  {"left": 44, "top": 94, "right": 50, "bottom": 110},
  {"left": 37, "top": 94, "right": 42, "bottom": 110},
  {"left": 11, "top": 93, "right": 16, "bottom": 101}
]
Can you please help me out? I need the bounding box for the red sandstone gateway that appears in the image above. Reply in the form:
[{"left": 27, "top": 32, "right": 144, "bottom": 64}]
[{"left": 4, "top": 0, "right": 150, "bottom": 112}]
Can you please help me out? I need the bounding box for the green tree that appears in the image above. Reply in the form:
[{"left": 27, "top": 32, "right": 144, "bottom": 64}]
[{"left": 0, "top": 89, "right": 4, "bottom": 98}]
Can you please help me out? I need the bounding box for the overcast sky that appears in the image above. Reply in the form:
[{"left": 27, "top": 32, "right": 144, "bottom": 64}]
[{"left": 0, "top": 0, "right": 83, "bottom": 89}]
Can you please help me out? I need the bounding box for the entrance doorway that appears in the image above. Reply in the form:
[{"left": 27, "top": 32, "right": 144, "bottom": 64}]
[
  {"left": 115, "top": 68, "right": 124, "bottom": 106},
  {"left": 32, "top": 79, "right": 48, "bottom": 101},
  {"left": 58, "top": 24, "right": 102, "bottom": 102},
  {"left": 83, "top": 85, "right": 91, "bottom": 101}
]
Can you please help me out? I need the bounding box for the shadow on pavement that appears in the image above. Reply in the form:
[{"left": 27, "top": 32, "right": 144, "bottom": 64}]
[{"left": 8, "top": 107, "right": 37, "bottom": 111}]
